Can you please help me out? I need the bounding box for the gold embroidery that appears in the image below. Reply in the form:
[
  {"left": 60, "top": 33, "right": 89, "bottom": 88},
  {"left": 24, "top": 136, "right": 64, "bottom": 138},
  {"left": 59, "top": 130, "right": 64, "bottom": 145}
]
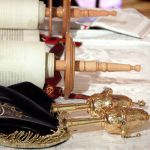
[
  {"left": 0, "top": 103, "right": 23, "bottom": 118},
  {"left": 44, "top": 85, "right": 54, "bottom": 95}
]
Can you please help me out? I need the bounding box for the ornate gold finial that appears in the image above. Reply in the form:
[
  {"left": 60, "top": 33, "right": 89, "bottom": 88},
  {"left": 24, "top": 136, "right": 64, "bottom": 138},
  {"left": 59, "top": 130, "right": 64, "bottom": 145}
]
[
  {"left": 0, "top": 107, "right": 149, "bottom": 150},
  {"left": 63, "top": 107, "right": 150, "bottom": 138},
  {"left": 98, "top": 107, "right": 149, "bottom": 138},
  {"left": 52, "top": 88, "right": 147, "bottom": 118}
]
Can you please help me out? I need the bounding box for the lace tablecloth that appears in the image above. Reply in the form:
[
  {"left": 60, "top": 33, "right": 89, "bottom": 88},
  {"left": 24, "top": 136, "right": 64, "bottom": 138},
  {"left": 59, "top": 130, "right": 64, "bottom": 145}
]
[{"left": 1, "top": 29, "right": 150, "bottom": 150}]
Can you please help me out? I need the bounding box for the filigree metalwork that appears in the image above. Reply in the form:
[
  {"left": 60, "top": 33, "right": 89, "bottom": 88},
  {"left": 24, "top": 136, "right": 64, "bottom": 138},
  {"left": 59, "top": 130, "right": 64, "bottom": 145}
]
[
  {"left": 96, "top": 107, "right": 149, "bottom": 138},
  {"left": 52, "top": 88, "right": 146, "bottom": 118}
]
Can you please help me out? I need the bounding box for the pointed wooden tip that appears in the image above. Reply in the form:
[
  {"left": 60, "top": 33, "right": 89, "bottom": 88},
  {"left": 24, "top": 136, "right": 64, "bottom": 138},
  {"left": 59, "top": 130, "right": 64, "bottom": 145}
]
[
  {"left": 132, "top": 65, "right": 141, "bottom": 72},
  {"left": 110, "top": 10, "right": 117, "bottom": 16}
]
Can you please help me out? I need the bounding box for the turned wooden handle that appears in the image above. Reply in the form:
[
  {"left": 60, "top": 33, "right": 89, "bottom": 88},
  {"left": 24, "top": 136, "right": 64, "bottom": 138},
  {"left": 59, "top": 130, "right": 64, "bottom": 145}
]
[
  {"left": 48, "top": 0, "right": 52, "bottom": 36},
  {"left": 45, "top": 7, "right": 117, "bottom": 18},
  {"left": 56, "top": 60, "right": 141, "bottom": 72},
  {"left": 70, "top": 8, "right": 117, "bottom": 18},
  {"left": 75, "top": 61, "right": 141, "bottom": 72}
]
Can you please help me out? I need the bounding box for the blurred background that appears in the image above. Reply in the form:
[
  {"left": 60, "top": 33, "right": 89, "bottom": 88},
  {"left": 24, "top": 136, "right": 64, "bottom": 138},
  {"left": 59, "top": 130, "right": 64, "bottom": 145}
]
[{"left": 43, "top": 0, "right": 150, "bottom": 17}]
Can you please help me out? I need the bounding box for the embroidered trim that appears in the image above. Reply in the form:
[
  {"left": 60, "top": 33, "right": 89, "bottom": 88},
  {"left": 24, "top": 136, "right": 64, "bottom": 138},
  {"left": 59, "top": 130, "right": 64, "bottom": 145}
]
[
  {"left": 0, "top": 103, "right": 23, "bottom": 118},
  {"left": 0, "top": 127, "right": 70, "bottom": 148},
  {"left": 0, "top": 110, "right": 70, "bottom": 148}
]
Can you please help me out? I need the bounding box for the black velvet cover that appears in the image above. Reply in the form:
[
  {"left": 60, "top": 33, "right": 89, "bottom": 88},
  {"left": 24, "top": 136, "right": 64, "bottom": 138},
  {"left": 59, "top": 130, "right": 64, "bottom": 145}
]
[
  {"left": 9, "top": 82, "right": 54, "bottom": 111},
  {"left": 0, "top": 82, "right": 59, "bottom": 135}
]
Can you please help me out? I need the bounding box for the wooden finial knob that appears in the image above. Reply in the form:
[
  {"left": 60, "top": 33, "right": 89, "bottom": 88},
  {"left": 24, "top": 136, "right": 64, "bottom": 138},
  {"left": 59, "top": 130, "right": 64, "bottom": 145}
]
[
  {"left": 110, "top": 10, "right": 117, "bottom": 16},
  {"left": 131, "top": 65, "right": 141, "bottom": 72}
]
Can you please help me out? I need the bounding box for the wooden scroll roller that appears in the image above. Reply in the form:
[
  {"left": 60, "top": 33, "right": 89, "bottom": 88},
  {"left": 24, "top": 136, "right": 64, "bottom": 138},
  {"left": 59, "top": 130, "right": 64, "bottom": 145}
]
[
  {"left": 0, "top": 33, "right": 140, "bottom": 98},
  {"left": 52, "top": 88, "right": 146, "bottom": 116},
  {"left": 46, "top": 0, "right": 117, "bottom": 36},
  {"left": 58, "top": 107, "right": 150, "bottom": 138},
  {"left": 53, "top": 33, "right": 141, "bottom": 98}
]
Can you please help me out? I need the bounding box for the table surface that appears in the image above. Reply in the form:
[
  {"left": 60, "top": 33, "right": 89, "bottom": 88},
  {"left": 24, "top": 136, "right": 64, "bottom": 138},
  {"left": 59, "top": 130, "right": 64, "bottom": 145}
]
[
  {"left": 1, "top": 29, "right": 150, "bottom": 150},
  {"left": 54, "top": 29, "right": 150, "bottom": 150}
]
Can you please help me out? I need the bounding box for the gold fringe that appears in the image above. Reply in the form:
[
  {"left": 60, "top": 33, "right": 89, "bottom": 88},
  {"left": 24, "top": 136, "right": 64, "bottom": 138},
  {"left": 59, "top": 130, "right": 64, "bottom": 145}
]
[
  {"left": 0, "top": 127, "right": 70, "bottom": 148},
  {"left": 0, "top": 112, "right": 71, "bottom": 148}
]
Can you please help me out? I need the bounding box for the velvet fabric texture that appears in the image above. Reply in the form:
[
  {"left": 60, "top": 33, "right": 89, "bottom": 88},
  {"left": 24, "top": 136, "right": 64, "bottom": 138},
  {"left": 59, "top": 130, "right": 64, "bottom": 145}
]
[
  {"left": 9, "top": 82, "right": 54, "bottom": 112},
  {"left": 0, "top": 82, "right": 59, "bottom": 135}
]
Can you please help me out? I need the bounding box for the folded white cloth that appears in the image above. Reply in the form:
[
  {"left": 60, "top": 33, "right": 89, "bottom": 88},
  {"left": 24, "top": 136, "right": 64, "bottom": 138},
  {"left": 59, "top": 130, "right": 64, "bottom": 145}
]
[{"left": 76, "top": 8, "right": 150, "bottom": 38}]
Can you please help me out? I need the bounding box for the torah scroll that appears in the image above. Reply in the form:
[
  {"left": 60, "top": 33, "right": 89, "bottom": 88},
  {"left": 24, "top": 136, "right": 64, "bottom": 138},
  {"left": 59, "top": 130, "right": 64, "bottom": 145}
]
[
  {"left": 0, "top": 41, "right": 54, "bottom": 88},
  {"left": 0, "top": 0, "right": 45, "bottom": 29}
]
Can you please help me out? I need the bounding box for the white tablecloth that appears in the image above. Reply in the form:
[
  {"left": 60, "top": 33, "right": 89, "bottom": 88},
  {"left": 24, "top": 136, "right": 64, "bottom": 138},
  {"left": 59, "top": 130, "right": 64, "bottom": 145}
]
[
  {"left": 55, "top": 29, "right": 150, "bottom": 150},
  {"left": 1, "top": 29, "right": 150, "bottom": 150}
]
